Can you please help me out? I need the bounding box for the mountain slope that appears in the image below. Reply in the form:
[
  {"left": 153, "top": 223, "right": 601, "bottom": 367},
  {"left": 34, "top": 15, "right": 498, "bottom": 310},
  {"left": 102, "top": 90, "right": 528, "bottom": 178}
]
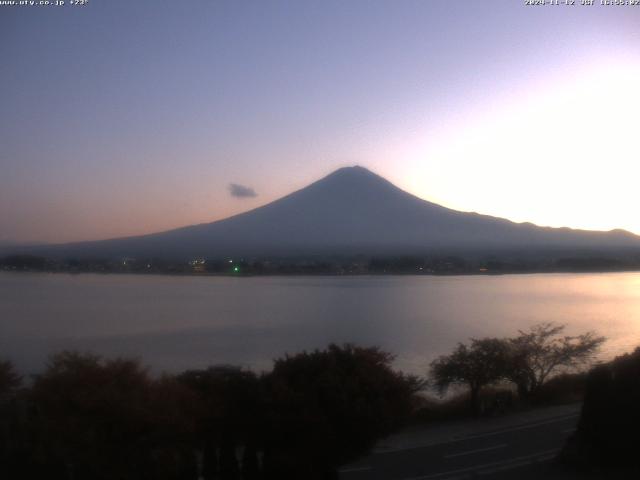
[{"left": 9, "top": 166, "right": 640, "bottom": 260}]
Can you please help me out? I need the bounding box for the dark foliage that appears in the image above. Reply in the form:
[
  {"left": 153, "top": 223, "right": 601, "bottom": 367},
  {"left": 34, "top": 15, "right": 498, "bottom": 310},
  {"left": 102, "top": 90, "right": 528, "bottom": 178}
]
[
  {"left": 263, "top": 344, "right": 422, "bottom": 479},
  {"left": 0, "top": 345, "right": 422, "bottom": 480},
  {"left": 6, "top": 251, "right": 640, "bottom": 276},
  {"left": 178, "top": 366, "right": 264, "bottom": 480},
  {"left": 532, "top": 372, "right": 587, "bottom": 405},
  {"left": 430, "top": 338, "right": 510, "bottom": 415},
  {"left": 0, "top": 360, "right": 21, "bottom": 395},
  {"left": 0, "top": 254, "right": 48, "bottom": 270},
  {"left": 0, "top": 360, "right": 23, "bottom": 474},
  {"left": 555, "top": 257, "right": 623, "bottom": 271},
  {"left": 562, "top": 347, "right": 640, "bottom": 469},
  {"left": 430, "top": 324, "right": 604, "bottom": 415},
  {"left": 26, "top": 352, "right": 198, "bottom": 480},
  {"left": 505, "top": 323, "right": 604, "bottom": 400}
]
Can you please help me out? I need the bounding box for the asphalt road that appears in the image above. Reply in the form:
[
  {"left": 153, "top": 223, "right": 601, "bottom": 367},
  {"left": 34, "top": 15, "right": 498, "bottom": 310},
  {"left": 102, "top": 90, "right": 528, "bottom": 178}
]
[{"left": 339, "top": 411, "right": 579, "bottom": 480}]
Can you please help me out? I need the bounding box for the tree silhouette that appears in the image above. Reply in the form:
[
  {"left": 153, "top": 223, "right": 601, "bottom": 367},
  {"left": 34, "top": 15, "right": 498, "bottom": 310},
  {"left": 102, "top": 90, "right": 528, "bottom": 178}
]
[
  {"left": 0, "top": 360, "right": 24, "bottom": 477},
  {"left": 0, "top": 360, "right": 21, "bottom": 396},
  {"left": 506, "top": 323, "right": 605, "bottom": 399},
  {"left": 29, "top": 351, "right": 198, "bottom": 480},
  {"left": 430, "top": 338, "right": 509, "bottom": 415},
  {"left": 178, "top": 366, "right": 263, "bottom": 480},
  {"left": 263, "top": 344, "right": 422, "bottom": 479}
]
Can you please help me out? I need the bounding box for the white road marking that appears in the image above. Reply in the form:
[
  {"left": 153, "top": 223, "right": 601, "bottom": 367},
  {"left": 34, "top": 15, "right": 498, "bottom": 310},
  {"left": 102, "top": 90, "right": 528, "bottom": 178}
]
[
  {"left": 378, "top": 413, "right": 579, "bottom": 454},
  {"left": 478, "top": 452, "right": 557, "bottom": 476},
  {"left": 444, "top": 443, "right": 507, "bottom": 459},
  {"left": 401, "top": 448, "right": 560, "bottom": 480}
]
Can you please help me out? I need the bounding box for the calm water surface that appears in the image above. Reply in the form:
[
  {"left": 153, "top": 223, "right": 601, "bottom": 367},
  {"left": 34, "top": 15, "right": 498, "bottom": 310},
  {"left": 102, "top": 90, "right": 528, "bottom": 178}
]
[{"left": 1, "top": 272, "right": 639, "bottom": 374}]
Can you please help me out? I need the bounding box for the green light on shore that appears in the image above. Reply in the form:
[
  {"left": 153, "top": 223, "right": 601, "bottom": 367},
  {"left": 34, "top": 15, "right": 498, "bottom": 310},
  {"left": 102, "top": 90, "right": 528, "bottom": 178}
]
[{"left": 233, "top": 266, "right": 239, "bottom": 272}]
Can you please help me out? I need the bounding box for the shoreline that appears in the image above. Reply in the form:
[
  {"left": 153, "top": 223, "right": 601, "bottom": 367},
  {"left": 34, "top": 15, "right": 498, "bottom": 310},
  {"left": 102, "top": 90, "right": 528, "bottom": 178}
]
[{"left": 2, "top": 267, "right": 640, "bottom": 278}]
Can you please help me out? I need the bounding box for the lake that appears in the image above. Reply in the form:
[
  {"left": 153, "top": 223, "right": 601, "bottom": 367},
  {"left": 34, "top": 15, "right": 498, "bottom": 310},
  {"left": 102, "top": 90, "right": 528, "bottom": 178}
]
[{"left": 1, "top": 272, "right": 639, "bottom": 375}]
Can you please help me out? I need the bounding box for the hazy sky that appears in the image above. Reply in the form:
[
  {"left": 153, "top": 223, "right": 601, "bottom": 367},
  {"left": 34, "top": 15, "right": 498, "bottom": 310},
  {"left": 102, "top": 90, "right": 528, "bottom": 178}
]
[{"left": 2, "top": 0, "right": 639, "bottom": 244}]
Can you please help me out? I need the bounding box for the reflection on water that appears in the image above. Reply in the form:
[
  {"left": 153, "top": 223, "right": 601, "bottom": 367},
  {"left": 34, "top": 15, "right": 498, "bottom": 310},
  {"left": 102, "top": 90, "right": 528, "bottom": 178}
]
[{"left": 1, "top": 272, "right": 639, "bottom": 374}]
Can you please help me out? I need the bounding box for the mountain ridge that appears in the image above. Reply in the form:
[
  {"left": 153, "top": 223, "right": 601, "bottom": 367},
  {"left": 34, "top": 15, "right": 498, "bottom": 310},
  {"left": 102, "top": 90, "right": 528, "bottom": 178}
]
[{"left": 5, "top": 166, "right": 640, "bottom": 260}]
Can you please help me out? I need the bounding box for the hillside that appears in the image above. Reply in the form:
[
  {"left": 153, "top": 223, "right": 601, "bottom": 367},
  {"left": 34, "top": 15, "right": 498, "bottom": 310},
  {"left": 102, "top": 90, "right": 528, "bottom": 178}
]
[{"left": 6, "top": 166, "right": 640, "bottom": 261}]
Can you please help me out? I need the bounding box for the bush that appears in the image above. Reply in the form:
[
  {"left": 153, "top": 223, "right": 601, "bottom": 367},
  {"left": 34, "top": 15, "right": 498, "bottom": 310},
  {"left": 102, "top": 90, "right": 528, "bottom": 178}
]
[
  {"left": 178, "top": 366, "right": 264, "bottom": 479},
  {"left": 412, "top": 387, "right": 515, "bottom": 424},
  {"left": 430, "top": 323, "right": 604, "bottom": 415},
  {"left": 27, "top": 352, "right": 198, "bottom": 480},
  {"left": 0, "top": 345, "right": 423, "bottom": 480},
  {"left": 562, "top": 347, "right": 640, "bottom": 469},
  {"left": 533, "top": 372, "right": 587, "bottom": 405},
  {"left": 263, "top": 344, "right": 423, "bottom": 479}
]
